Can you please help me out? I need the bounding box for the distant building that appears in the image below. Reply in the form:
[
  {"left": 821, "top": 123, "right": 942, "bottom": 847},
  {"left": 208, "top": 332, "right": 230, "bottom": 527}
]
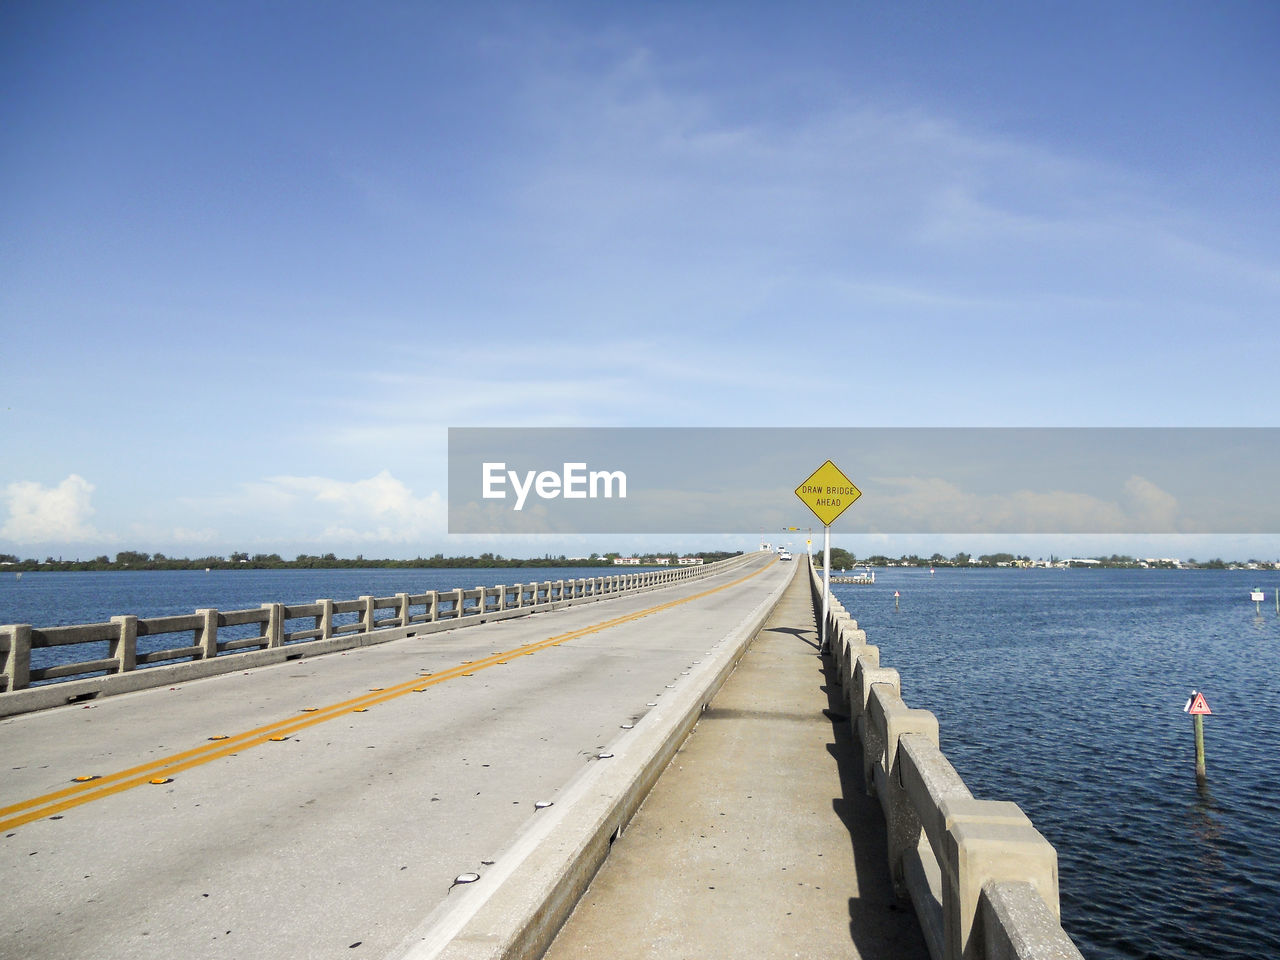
[
  {"left": 650, "top": 557, "right": 671, "bottom": 565},
  {"left": 612, "top": 557, "right": 641, "bottom": 565},
  {"left": 677, "top": 557, "right": 704, "bottom": 565}
]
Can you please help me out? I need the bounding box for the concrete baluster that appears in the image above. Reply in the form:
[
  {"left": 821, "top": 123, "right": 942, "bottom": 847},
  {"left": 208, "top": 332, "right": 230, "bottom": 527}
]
[
  {"left": 110, "top": 615, "right": 138, "bottom": 671},
  {"left": 396, "top": 592, "right": 411, "bottom": 627},
  {"left": 851, "top": 654, "right": 889, "bottom": 719},
  {"left": 258, "top": 603, "right": 284, "bottom": 648},
  {"left": 980, "top": 880, "right": 1084, "bottom": 960},
  {"left": 940, "top": 799, "right": 1060, "bottom": 960},
  {"left": 1, "top": 625, "right": 31, "bottom": 691},
  {"left": 854, "top": 664, "right": 898, "bottom": 793},
  {"left": 838, "top": 625, "right": 869, "bottom": 691},
  {"left": 196, "top": 608, "right": 219, "bottom": 658},
  {"left": 425, "top": 591, "right": 438, "bottom": 622},
  {"left": 451, "top": 588, "right": 464, "bottom": 619},
  {"left": 319, "top": 600, "right": 337, "bottom": 641},
  {"left": 868, "top": 686, "right": 940, "bottom": 895},
  {"left": 354, "top": 596, "right": 373, "bottom": 633}
]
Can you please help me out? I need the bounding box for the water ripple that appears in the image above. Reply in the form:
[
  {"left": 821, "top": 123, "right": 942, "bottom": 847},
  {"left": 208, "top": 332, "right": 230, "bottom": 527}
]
[{"left": 838, "top": 568, "right": 1280, "bottom": 960}]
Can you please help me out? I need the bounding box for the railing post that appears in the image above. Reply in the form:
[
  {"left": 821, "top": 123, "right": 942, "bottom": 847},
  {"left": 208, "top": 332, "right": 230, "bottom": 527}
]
[
  {"left": 498, "top": 585, "right": 508, "bottom": 612},
  {"left": 868, "top": 689, "right": 939, "bottom": 896},
  {"left": 396, "top": 592, "right": 411, "bottom": 627},
  {"left": 941, "top": 799, "right": 1060, "bottom": 960},
  {"left": 855, "top": 668, "right": 899, "bottom": 794},
  {"left": 1, "top": 625, "right": 31, "bottom": 691},
  {"left": 425, "top": 591, "right": 438, "bottom": 622},
  {"left": 196, "top": 608, "right": 219, "bottom": 659},
  {"left": 359, "top": 596, "right": 375, "bottom": 633},
  {"left": 110, "top": 615, "right": 137, "bottom": 672},
  {"left": 260, "top": 603, "right": 284, "bottom": 648},
  {"left": 451, "top": 588, "right": 464, "bottom": 619},
  {"left": 316, "top": 599, "right": 334, "bottom": 639}
]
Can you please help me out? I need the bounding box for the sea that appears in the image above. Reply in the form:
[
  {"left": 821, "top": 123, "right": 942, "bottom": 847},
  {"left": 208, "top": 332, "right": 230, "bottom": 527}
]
[
  {"left": 4, "top": 565, "right": 1279, "bottom": 958},
  {"left": 833, "top": 567, "right": 1280, "bottom": 960}
]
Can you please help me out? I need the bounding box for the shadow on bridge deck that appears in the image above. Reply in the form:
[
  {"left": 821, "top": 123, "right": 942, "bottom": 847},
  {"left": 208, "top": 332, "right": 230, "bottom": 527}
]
[{"left": 540, "top": 563, "right": 928, "bottom": 959}]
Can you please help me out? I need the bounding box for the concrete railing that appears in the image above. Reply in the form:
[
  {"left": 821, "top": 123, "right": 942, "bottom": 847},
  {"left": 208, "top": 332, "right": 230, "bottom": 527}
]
[
  {"left": 809, "top": 558, "right": 1084, "bottom": 960},
  {"left": 0, "top": 556, "right": 755, "bottom": 718}
]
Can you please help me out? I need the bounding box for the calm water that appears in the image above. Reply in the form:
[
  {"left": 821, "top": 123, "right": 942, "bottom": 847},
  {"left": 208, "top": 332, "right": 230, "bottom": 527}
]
[{"left": 834, "top": 568, "right": 1280, "bottom": 960}]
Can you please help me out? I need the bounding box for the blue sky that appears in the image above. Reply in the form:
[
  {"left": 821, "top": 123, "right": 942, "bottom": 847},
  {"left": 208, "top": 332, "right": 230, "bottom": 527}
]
[{"left": 3, "top": 2, "right": 1278, "bottom": 562}]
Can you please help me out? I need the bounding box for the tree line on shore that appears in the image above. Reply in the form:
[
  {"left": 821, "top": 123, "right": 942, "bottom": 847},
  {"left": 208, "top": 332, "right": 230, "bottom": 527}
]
[
  {"left": 817, "top": 547, "right": 1268, "bottom": 570},
  {"left": 3, "top": 548, "right": 1273, "bottom": 573},
  {"left": 0, "top": 550, "right": 743, "bottom": 572}
]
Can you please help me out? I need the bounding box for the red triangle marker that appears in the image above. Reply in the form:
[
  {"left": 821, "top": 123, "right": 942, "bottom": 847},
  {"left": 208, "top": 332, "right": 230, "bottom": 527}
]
[{"left": 1186, "top": 691, "right": 1212, "bottom": 715}]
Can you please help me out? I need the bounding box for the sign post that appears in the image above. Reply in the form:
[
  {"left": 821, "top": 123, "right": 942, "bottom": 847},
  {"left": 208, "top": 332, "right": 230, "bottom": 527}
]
[
  {"left": 795, "top": 460, "right": 862, "bottom": 654},
  {"left": 1184, "top": 690, "right": 1212, "bottom": 780}
]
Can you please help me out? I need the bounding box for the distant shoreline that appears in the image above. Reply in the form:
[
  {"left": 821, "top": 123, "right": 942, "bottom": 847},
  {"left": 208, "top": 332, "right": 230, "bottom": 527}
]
[
  {"left": 0, "top": 552, "right": 742, "bottom": 573},
  {"left": 4, "top": 552, "right": 1278, "bottom": 574}
]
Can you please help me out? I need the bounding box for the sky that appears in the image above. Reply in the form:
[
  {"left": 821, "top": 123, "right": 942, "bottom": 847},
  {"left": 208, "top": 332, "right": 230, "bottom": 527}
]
[{"left": 3, "top": 1, "right": 1279, "bottom": 563}]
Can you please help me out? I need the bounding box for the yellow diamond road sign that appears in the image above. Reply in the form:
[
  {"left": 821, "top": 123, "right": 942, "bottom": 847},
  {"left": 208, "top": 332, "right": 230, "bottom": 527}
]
[{"left": 795, "top": 460, "right": 861, "bottom": 526}]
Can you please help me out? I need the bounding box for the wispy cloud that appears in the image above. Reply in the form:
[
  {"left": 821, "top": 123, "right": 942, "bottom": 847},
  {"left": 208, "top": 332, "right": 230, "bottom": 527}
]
[{"left": 190, "top": 471, "right": 447, "bottom": 546}]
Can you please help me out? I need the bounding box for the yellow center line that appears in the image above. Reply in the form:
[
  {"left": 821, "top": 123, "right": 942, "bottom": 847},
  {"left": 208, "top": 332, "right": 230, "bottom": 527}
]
[{"left": 0, "top": 558, "right": 775, "bottom": 831}]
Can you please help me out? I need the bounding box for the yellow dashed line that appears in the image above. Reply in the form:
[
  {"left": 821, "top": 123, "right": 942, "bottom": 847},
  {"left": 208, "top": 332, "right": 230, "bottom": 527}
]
[{"left": 0, "top": 559, "right": 774, "bottom": 831}]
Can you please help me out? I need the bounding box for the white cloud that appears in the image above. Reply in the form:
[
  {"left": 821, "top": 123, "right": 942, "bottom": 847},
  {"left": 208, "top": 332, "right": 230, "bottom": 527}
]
[
  {"left": 254, "top": 470, "right": 446, "bottom": 543},
  {"left": 1122, "top": 475, "right": 1181, "bottom": 532},
  {"left": 1, "top": 474, "right": 104, "bottom": 543}
]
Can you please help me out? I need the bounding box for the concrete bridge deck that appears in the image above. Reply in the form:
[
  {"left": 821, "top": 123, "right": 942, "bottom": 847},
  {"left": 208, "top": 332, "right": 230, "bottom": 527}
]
[
  {"left": 2, "top": 553, "right": 821, "bottom": 959},
  {"left": 2, "top": 554, "right": 952, "bottom": 960},
  {"left": 540, "top": 560, "right": 928, "bottom": 959}
]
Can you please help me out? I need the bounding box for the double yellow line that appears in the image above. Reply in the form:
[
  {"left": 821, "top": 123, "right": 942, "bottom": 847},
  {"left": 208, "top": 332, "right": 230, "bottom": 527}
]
[{"left": 1, "top": 558, "right": 774, "bottom": 832}]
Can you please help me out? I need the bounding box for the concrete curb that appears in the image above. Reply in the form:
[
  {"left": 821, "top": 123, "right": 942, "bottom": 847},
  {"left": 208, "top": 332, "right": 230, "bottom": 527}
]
[{"left": 384, "top": 562, "right": 793, "bottom": 960}]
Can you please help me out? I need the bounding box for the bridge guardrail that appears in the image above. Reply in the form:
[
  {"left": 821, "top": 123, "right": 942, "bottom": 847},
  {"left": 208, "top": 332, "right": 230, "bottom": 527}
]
[
  {"left": 0, "top": 556, "right": 754, "bottom": 717},
  {"left": 809, "top": 558, "right": 1084, "bottom": 960}
]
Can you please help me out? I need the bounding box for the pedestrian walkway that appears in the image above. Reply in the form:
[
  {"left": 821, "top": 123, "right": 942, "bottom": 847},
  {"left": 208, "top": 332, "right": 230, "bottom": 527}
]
[{"left": 542, "top": 564, "right": 929, "bottom": 959}]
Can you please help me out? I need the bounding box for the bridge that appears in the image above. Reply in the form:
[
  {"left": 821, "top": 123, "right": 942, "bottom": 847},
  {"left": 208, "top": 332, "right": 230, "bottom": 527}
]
[{"left": 1, "top": 553, "right": 1083, "bottom": 959}]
